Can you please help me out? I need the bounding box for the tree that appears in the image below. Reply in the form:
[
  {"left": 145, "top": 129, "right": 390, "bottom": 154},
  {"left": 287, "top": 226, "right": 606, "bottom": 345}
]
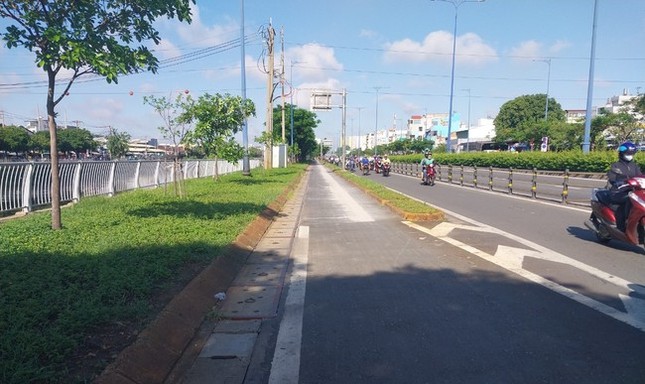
[
  {"left": 181, "top": 93, "right": 255, "bottom": 179},
  {"left": 591, "top": 112, "right": 642, "bottom": 147},
  {"left": 144, "top": 92, "right": 194, "bottom": 196},
  {"left": 106, "top": 128, "right": 131, "bottom": 159},
  {"left": 57, "top": 128, "right": 97, "bottom": 157},
  {"left": 271, "top": 105, "right": 320, "bottom": 162},
  {"left": 0, "top": 0, "right": 194, "bottom": 229},
  {"left": 0, "top": 126, "right": 30, "bottom": 155},
  {"left": 494, "top": 94, "right": 565, "bottom": 144},
  {"left": 29, "top": 131, "right": 50, "bottom": 157}
]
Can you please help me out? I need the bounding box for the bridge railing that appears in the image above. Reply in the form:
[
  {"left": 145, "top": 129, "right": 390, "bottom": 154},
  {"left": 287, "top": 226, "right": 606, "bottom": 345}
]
[
  {"left": 391, "top": 162, "right": 606, "bottom": 206},
  {"left": 0, "top": 159, "right": 261, "bottom": 216}
]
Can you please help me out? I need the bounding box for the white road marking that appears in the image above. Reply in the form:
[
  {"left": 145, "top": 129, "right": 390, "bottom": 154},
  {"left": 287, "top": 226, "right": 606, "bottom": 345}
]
[
  {"left": 403, "top": 220, "right": 645, "bottom": 332},
  {"left": 269, "top": 225, "right": 309, "bottom": 384},
  {"left": 319, "top": 168, "right": 374, "bottom": 222}
]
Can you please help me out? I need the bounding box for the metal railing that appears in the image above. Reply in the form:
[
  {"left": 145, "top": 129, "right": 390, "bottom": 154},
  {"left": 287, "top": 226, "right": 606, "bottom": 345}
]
[
  {"left": 391, "top": 162, "right": 606, "bottom": 206},
  {"left": 0, "top": 159, "right": 261, "bottom": 216}
]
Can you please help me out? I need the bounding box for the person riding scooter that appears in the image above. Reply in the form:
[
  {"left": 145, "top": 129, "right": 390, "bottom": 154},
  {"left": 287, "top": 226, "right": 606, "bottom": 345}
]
[
  {"left": 420, "top": 150, "right": 434, "bottom": 183},
  {"left": 607, "top": 141, "right": 642, "bottom": 231}
]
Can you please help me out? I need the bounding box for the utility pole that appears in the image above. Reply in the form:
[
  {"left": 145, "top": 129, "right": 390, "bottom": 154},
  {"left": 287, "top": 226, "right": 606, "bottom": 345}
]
[
  {"left": 264, "top": 21, "right": 275, "bottom": 169},
  {"left": 280, "top": 26, "right": 286, "bottom": 143}
]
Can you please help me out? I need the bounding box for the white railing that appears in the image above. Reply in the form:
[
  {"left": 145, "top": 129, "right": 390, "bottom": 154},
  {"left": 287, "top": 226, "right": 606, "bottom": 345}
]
[{"left": 0, "top": 159, "right": 261, "bottom": 215}]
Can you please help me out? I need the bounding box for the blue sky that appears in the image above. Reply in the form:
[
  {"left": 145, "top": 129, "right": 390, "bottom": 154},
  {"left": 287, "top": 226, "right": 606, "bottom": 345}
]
[{"left": 0, "top": 0, "right": 643, "bottom": 147}]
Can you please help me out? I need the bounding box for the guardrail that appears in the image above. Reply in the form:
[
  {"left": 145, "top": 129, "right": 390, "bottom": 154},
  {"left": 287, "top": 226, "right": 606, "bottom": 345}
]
[
  {"left": 391, "top": 162, "right": 606, "bottom": 206},
  {"left": 0, "top": 159, "right": 261, "bottom": 216}
]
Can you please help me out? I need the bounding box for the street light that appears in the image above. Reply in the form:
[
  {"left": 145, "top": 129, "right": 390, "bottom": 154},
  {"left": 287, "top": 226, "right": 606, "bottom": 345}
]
[
  {"left": 351, "top": 106, "right": 365, "bottom": 152},
  {"left": 461, "top": 88, "right": 471, "bottom": 151},
  {"left": 431, "top": 0, "right": 485, "bottom": 152},
  {"left": 583, "top": 0, "right": 599, "bottom": 154},
  {"left": 533, "top": 58, "right": 551, "bottom": 121},
  {"left": 240, "top": 0, "right": 250, "bottom": 175},
  {"left": 374, "top": 87, "right": 385, "bottom": 156}
]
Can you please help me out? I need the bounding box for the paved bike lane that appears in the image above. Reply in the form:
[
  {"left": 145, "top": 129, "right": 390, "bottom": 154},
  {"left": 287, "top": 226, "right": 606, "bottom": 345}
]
[{"left": 181, "top": 163, "right": 645, "bottom": 383}]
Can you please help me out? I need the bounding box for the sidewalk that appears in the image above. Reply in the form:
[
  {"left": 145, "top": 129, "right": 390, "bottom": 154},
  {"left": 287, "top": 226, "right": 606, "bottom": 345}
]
[{"left": 95, "top": 169, "right": 309, "bottom": 384}]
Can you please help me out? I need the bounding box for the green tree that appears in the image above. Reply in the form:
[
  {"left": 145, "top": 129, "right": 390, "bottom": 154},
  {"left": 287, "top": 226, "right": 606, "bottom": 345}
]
[
  {"left": 494, "top": 94, "right": 565, "bottom": 144},
  {"left": 0, "top": 0, "right": 194, "bottom": 229},
  {"left": 106, "top": 128, "right": 131, "bottom": 159},
  {"left": 591, "top": 112, "right": 641, "bottom": 147},
  {"left": 57, "top": 128, "right": 97, "bottom": 156},
  {"left": 181, "top": 93, "right": 255, "bottom": 178},
  {"left": 0, "top": 126, "right": 30, "bottom": 155},
  {"left": 29, "top": 131, "right": 50, "bottom": 157},
  {"left": 271, "top": 105, "right": 320, "bottom": 162}
]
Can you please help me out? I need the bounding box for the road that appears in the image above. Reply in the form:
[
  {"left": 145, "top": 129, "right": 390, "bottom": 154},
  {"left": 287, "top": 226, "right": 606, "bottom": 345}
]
[{"left": 241, "top": 164, "right": 645, "bottom": 384}]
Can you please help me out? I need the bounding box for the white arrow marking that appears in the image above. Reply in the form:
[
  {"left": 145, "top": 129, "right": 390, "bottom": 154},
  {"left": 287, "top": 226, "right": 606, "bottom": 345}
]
[{"left": 403, "top": 221, "right": 645, "bottom": 332}]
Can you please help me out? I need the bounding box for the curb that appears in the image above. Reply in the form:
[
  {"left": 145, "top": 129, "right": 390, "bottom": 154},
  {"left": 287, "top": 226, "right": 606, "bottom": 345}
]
[{"left": 94, "top": 170, "right": 306, "bottom": 384}]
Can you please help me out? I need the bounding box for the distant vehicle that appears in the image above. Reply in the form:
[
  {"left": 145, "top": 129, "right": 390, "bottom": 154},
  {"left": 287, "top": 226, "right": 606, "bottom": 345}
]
[{"left": 481, "top": 142, "right": 508, "bottom": 152}]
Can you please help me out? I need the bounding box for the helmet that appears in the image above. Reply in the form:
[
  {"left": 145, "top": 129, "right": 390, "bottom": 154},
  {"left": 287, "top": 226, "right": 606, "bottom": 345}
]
[{"left": 618, "top": 141, "right": 637, "bottom": 160}]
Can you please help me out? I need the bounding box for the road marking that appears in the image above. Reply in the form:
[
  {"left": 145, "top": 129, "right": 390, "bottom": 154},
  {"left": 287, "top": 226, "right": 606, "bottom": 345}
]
[
  {"left": 269, "top": 225, "right": 309, "bottom": 384},
  {"left": 404, "top": 220, "right": 645, "bottom": 332},
  {"left": 320, "top": 168, "right": 374, "bottom": 222}
]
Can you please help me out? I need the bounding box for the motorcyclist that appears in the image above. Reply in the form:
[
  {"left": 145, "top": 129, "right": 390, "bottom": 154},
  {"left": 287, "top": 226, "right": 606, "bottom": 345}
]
[
  {"left": 607, "top": 141, "right": 642, "bottom": 230},
  {"left": 420, "top": 150, "right": 434, "bottom": 182},
  {"left": 382, "top": 154, "right": 391, "bottom": 167}
]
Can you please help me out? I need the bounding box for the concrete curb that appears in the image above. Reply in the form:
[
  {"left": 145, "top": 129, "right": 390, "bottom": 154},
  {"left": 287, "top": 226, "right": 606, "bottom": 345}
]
[{"left": 94, "top": 170, "right": 306, "bottom": 384}]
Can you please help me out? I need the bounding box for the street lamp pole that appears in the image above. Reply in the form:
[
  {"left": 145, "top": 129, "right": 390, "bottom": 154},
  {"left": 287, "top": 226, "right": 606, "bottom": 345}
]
[
  {"left": 431, "top": 0, "right": 484, "bottom": 152},
  {"left": 240, "top": 0, "right": 250, "bottom": 175},
  {"left": 461, "top": 88, "right": 471, "bottom": 151},
  {"left": 289, "top": 60, "right": 301, "bottom": 149},
  {"left": 534, "top": 58, "right": 551, "bottom": 121},
  {"left": 583, "top": 0, "right": 599, "bottom": 154},
  {"left": 374, "top": 87, "right": 383, "bottom": 156}
]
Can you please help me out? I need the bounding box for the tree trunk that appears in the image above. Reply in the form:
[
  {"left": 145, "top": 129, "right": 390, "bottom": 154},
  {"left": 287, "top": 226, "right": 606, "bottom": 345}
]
[{"left": 47, "top": 71, "right": 62, "bottom": 230}]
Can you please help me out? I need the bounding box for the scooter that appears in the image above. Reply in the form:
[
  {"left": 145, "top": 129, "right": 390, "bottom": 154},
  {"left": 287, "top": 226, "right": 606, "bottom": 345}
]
[
  {"left": 382, "top": 162, "right": 391, "bottom": 177},
  {"left": 584, "top": 176, "right": 645, "bottom": 251},
  {"left": 422, "top": 163, "right": 436, "bottom": 186}
]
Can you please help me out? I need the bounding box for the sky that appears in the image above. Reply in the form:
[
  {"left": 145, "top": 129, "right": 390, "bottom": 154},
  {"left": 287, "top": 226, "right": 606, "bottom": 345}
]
[{"left": 0, "top": 0, "right": 644, "bottom": 148}]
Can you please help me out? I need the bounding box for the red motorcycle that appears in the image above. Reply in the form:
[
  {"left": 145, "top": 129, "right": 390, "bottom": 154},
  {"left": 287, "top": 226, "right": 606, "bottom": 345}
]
[
  {"left": 422, "top": 163, "right": 436, "bottom": 186},
  {"left": 584, "top": 176, "right": 645, "bottom": 251}
]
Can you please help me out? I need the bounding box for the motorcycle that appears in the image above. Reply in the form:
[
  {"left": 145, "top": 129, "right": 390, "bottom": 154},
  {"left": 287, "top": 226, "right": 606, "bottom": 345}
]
[
  {"left": 422, "top": 163, "right": 436, "bottom": 186},
  {"left": 382, "top": 162, "right": 391, "bottom": 177},
  {"left": 361, "top": 162, "right": 370, "bottom": 176},
  {"left": 374, "top": 159, "right": 382, "bottom": 174},
  {"left": 584, "top": 176, "right": 645, "bottom": 251}
]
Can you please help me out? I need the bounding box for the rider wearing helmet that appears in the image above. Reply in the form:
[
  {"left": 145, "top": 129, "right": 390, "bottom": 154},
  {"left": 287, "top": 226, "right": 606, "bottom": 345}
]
[
  {"left": 420, "top": 149, "right": 434, "bottom": 181},
  {"left": 608, "top": 141, "right": 642, "bottom": 230}
]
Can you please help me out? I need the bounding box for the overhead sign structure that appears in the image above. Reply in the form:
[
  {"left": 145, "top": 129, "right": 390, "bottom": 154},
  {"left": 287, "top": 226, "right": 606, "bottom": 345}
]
[{"left": 310, "top": 89, "right": 347, "bottom": 167}]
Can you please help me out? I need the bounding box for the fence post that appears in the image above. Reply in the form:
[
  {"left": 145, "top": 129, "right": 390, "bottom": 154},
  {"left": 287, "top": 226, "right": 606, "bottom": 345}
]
[
  {"left": 531, "top": 167, "right": 538, "bottom": 199},
  {"left": 488, "top": 166, "right": 493, "bottom": 191},
  {"left": 154, "top": 161, "right": 161, "bottom": 187},
  {"left": 134, "top": 161, "right": 141, "bottom": 189},
  {"left": 508, "top": 167, "right": 513, "bottom": 194},
  {"left": 460, "top": 165, "right": 464, "bottom": 186},
  {"left": 21, "top": 163, "right": 34, "bottom": 213},
  {"left": 72, "top": 162, "right": 82, "bottom": 203},
  {"left": 448, "top": 164, "right": 453, "bottom": 184},
  {"left": 107, "top": 162, "right": 116, "bottom": 197},
  {"left": 562, "top": 168, "right": 570, "bottom": 204},
  {"left": 473, "top": 165, "right": 478, "bottom": 189}
]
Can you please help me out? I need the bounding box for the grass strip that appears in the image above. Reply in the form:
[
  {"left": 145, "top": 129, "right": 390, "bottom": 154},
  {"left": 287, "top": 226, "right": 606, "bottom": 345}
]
[
  {"left": 0, "top": 164, "right": 306, "bottom": 384},
  {"left": 328, "top": 165, "right": 443, "bottom": 217}
]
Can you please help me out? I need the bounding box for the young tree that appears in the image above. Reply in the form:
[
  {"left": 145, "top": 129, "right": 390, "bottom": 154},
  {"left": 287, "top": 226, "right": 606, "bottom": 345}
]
[
  {"left": 181, "top": 93, "right": 255, "bottom": 179},
  {"left": 143, "top": 92, "right": 193, "bottom": 196},
  {"left": 271, "top": 105, "right": 321, "bottom": 162},
  {"left": 0, "top": 0, "right": 194, "bottom": 229}
]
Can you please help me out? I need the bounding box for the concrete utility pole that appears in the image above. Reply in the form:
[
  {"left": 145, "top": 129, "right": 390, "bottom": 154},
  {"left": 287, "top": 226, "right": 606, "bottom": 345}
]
[
  {"left": 264, "top": 21, "right": 275, "bottom": 169},
  {"left": 240, "top": 0, "right": 250, "bottom": 176}
]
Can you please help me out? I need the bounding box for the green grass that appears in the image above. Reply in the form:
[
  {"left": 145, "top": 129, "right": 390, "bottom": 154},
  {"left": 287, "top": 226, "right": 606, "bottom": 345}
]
[
  {"left": 328, "top": 165, "right": 440, "bottom": 215},
  {"left": 0, "top": 165, "right": 306, "bottom": 384}
]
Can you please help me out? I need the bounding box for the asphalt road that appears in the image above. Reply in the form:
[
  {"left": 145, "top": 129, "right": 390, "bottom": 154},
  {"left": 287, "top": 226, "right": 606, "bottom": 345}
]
[{"left": 243, "top": 164, "right": 645, "bottom": 384}]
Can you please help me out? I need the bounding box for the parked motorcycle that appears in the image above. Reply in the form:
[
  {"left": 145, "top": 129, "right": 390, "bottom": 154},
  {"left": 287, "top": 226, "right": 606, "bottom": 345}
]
[
  {"left": 584, "top": 176, "right": 645, "bottom": 251},
  {"left": 382, "top": 162, "right": 391, "bottom": 177},
  {"left": 422, "top": 163, "right": 436, "bottom": 186}
]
